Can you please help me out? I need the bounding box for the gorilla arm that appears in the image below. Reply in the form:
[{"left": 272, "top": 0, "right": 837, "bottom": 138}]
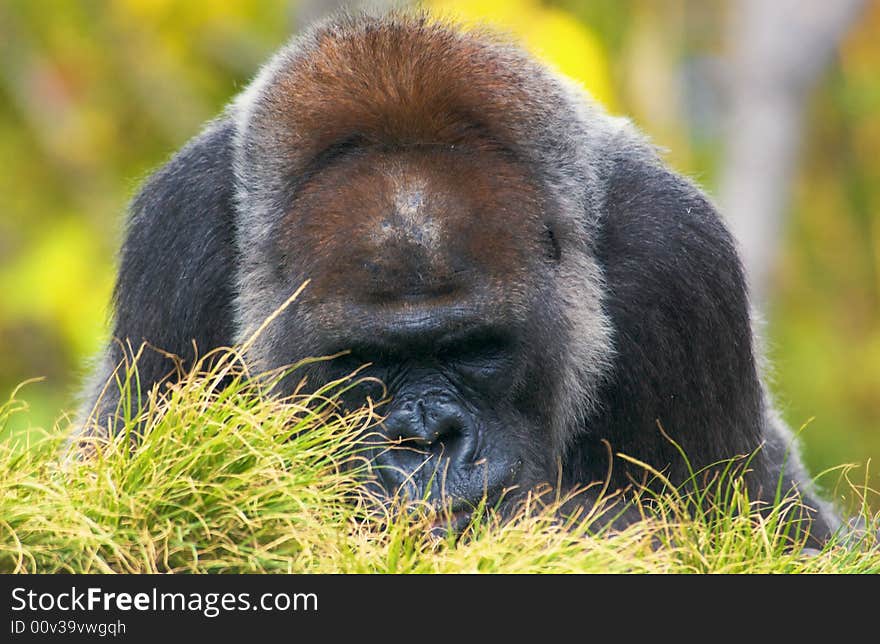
[
  {"left": 575, "top": 148, "right": 839, "bottom": 542},
  {"left": 76, "top": 122, "right": 238, "bottom": 440}
]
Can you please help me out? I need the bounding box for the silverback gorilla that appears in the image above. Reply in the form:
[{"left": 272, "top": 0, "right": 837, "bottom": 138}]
[{"left": 77, "top": 13, "right": 839, "bottom": 542}]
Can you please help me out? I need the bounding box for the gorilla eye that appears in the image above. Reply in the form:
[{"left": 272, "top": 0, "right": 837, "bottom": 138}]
[
  {"left": 345, "top": 346, "right": 388, "bottom": 366},
  {"left": 440, "top": 330, "right": 508, "bottom": 358},
  {"left": 544, "top": 224, "right": 562, "bottom": 262},
  {"left": 439, "top": 331, "right": 513, "bottom": 379}
]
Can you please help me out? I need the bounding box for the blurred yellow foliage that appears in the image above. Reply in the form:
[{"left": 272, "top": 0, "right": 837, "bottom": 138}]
[
  {"left": 0, "top": 219, "right": 113, "bottom": 360},
  {"left": 117, "top": 0, "right": 255, "bottom": 25}
]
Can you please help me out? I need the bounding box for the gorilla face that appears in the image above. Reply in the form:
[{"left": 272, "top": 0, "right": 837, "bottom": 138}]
[
  {"left": 333, "top": 317, "right": 528, "bottom": 514},
  {"left": 253, "top": 144, "right": 574, "bottom": 515}
]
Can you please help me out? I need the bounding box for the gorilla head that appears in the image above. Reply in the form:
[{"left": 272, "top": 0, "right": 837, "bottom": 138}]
[{"left": 78, "top": 14, "right": 839, "bottom": 541}]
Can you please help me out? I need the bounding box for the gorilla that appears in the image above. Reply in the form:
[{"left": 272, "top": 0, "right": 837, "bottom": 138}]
[{"left": 77, "top": 13, "right": 839, "bottom": 542}]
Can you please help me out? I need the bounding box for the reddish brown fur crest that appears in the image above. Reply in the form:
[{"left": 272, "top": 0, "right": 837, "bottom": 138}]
[{"left": 257, "top": 15, "right": 541, "bottom": 170}]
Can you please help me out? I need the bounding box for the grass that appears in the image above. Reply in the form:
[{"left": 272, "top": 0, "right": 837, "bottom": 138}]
[{"left": 1, "top": 348, "right": 878, "bottom": 574}]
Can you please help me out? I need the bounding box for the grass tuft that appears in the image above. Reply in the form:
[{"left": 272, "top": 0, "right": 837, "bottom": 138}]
[{"left": 1, "top": 350, "right": 878, "bottom": 574}]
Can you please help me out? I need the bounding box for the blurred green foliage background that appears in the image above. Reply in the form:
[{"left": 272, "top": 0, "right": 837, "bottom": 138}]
[{"left": 1, "top": 0, "right": 878, "bottom": 507}]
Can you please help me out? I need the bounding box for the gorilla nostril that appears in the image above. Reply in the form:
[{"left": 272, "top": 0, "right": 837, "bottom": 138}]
[
  {"left": 388, "top": 409, "right": 467, "bottom": 451},
  {"left": 432, "top": 415, "right": 463, "bottom": 444}
]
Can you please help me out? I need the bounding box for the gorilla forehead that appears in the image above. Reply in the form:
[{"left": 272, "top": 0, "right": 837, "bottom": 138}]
[{"left": 280, "top": 144, "right": 550, "bottom": 319}]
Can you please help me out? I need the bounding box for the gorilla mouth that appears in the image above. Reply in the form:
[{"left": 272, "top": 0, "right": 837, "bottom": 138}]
[
  {"left": 428, "top": 507, "right": 474, "bottom": 535},
  {"left": 371, "top": 448, "right": 521, "bottom": 533},
  {"left": 425, "top": 481, "right": 516, "bottom": 536}
]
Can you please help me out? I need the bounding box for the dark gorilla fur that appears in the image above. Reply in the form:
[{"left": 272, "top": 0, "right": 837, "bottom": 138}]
[{"left": 77, "top": 13, "right": 839, "bottom": 542}]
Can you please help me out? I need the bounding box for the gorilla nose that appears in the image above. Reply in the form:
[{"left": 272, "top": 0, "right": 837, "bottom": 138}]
[{"left": 383, "top": 399, "right": 468, "bottom": 454}]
